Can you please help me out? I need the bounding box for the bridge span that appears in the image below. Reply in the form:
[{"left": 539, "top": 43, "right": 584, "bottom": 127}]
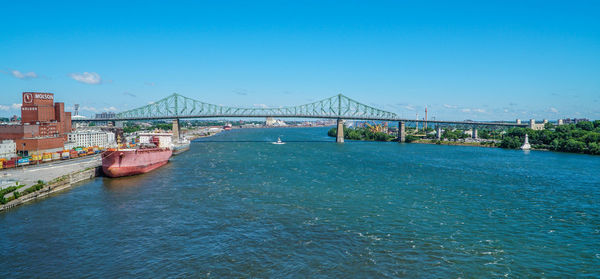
[{"left": 73, "top": 93, "right": 527, "bottom": 143}]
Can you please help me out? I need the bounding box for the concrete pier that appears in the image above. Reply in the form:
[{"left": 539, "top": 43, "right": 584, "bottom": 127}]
[
  {"left": 172, "top": 118, "right": 181, "bottom": 140},
  {"left": 336, "top": 118, "right": 344, "bottom": 143},
  {"left": 398, "top": 121, "right": 405, "bottom": 143}
]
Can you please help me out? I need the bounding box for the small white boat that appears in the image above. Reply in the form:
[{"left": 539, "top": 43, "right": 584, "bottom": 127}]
[{"left": 272, "top": 137, "right": 285, "bottom": 145}]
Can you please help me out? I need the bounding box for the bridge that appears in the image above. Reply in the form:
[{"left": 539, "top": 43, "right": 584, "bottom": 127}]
[{"left": 74, "top": 93, "right": 527, "bottom": 143}]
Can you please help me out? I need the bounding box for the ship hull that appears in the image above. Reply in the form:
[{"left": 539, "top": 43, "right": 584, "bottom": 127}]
[{"left": 101, "top": 148, "right": 172, "bottom": 178}]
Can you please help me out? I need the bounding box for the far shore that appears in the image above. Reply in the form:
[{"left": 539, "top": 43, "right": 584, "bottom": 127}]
[{"left": 412, "top": 139, "right": 499, "bottom": 148}]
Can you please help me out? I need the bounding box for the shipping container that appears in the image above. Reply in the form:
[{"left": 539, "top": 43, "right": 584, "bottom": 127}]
[
  {"left": 42, "top": 153, "right": 52, "bottom": 162},
  {"left": 0, "top": 161, "right": 3, "bottom": 169},
  {"left": 4, "top": 161, "right": 15, "bottom": 168},
  {"left": 52, "top": 153, "right": 60, "bottom": 160}
]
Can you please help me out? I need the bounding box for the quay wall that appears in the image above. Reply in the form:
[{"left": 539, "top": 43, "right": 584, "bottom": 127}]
[{"left": 0, "top": 166, "right": 102, "bottom": 212}]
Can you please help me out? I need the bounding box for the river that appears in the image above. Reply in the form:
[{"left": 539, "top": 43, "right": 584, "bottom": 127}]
[{"left": 1, "top": 127, "right": 599, "bottom": 277}]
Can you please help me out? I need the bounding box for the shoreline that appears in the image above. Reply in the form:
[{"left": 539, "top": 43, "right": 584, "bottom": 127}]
[
  {"left": 412, "top": 139, "right": 499, "bottom": 148},
  {"left": 1, "top": 130, "right": 213, "bottom": 212},
  {"left": 0, "top": 166, "right": 102, "bottom": 212}
]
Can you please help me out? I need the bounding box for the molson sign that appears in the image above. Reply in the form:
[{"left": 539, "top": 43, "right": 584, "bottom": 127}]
[{"left": 23, "top": 92, "right": 54, "bottom": 105}]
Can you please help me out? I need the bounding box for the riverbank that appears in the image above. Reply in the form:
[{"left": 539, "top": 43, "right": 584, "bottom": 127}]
[
  {"left": 412, "top": 139, "right": 499, "bottom": 148},
  {"left": 0, "top": 166, "right": 102, "bottom": 212},
  {"left": 1, "top": 155, "right": 101, "bottom": 190}
]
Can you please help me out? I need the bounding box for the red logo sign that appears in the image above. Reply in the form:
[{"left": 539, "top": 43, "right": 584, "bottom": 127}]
[{"left": 24, "top": 93, "right": 33, "bottom": 103}]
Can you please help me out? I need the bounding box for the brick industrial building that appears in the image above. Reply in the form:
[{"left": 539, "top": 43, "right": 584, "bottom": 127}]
[{"left": 0, "top": 92, "right": 72, "bottom": 155}]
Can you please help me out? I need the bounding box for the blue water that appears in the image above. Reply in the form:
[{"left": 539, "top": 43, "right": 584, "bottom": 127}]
[{"left": 1, "top": 127, "right": 599, "bottom": 278}]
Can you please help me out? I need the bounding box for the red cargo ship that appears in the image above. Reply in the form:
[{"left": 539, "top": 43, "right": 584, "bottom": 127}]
[{"left": 101, "top": 147, "right": 172, "bottom": 178}]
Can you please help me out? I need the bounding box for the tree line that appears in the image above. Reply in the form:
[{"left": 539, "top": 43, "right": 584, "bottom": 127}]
[
  {"left": 327, "top": 120, "right": 600, "bottom": 155},
  {"left": 328, "top": 127, "right": 395, "bottom": 142},
  {"left": 499, "top": 121, "right": 600, "bottom": 155}
]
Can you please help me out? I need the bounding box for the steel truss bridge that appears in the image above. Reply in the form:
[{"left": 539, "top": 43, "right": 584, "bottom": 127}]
[{"left": 75, "top": 93, "right": 526, "bottom": 127}]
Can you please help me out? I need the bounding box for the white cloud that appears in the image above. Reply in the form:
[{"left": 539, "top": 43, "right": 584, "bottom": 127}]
[
  {"left": 69, "top": 72, "right": 102, "bottom": 84},
  {"left": 0, "top": 104, "right": 22, "bottom": 111},
  {"left": 80, "top": 106, "right": 98, "bottom": 112},
  {"left": 503, "top": 109, "right": 509, "bottom": 113},
  {"left": 103, "top": 106, "right": 117, "bottom": 112},
  {"left": 443, "top": 104, "right": 457, "bottom": 109},
  {"left": 460, "top": 108, "right": 486, "bottom": 113},
  {"left": 550, "top": 107, "right": 558, "bottom": 113},
  {"left": 11, "top": 70, "right": 37, "bottom": 79},
  {"left": 253, "top": 104, "right": 268, "bottom": 108},
  {"left": 404, "top": 105, "right": 415, "bottom": 111}
]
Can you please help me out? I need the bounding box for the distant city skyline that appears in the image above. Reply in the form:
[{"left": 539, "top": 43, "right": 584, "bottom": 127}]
[{"left": 1, "top": 1, "right": 599, "bottom": 121}]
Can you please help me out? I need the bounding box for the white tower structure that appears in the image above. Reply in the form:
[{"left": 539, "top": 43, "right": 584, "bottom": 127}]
[{"left": 520, "top": 134, "right": 531, "bottom": 150}]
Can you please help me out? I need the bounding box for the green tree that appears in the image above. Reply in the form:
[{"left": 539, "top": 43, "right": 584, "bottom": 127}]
[
  {"left": 588, "top": 142, "right": 600, "bottom": 155},
  {"left": 576, "top": 121, "right": 594, "bottom": 131},
  {"left": 562, "top": 139, "right": 586, "bottom": 153},
  {"left": 405, "top": 135, "right": 419, "bottom": 143}
]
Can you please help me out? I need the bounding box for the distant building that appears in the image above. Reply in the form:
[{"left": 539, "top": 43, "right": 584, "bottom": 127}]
[
  {"left": 95, "top": 112, "right": 116, "bottom": 119},
  {"left": 66, "top": 130, "right": 116, "bottom": 148},
  {"left": 266, "top": 117, "right": 287, "bottom": 127},
  {"left": 561, "top": 118, "right": 589, "bottom": 124},
  {"left": 0, "top": 140, "right": 17, "bottom": 159},
  {"left": 528, "top": 119, "right": 545, "bottom": 130},
  {"left": 0, "top": 92, "right": 72, "bottom": 155},
  {"left": 93, "top": 112, "right": 117, "bottom": 126}
]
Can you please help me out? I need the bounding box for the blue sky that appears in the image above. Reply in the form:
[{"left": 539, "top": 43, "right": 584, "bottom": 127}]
[{"left": 1, "top": 0, "right": 599, "bottom": 121}]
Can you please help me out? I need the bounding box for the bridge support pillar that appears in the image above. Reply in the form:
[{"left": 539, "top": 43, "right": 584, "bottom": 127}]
[
  {"left": 436, "top": 126, "right": 442, "bottom": 140},
  {"left": 172, "top": 118, "right": 181, "bottom": 141},
  {"left": 336, "top": 118, "right": 344, "bottom": 143},
  {"left": 472, "top": 128, "right": 478, "bottom": 139},
  {"left": 398, "top": 121, "right": 405, "bottom": 143}
]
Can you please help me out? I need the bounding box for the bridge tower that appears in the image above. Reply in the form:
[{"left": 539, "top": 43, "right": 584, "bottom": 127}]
[
  {"left": 398, "top": 121, "right": 405, "bottom": 143},
  {"left": 472, "top": 128, "right": 478, "bottom": 139},
  {"left": 336, "top": 118, "right": 344, "bottom": 143},
  {"left": 172, "top": 118, "right": 181, "bottom": 141},
  {"left": 436, "top": 126, "right": 442, "bottom": 140}
]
